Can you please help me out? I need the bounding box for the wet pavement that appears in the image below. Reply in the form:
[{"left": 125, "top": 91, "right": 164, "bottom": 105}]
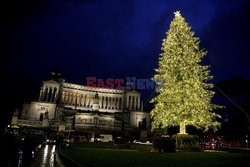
[{"left": 28, "top": 144, "right": 56, "bottom": 167}]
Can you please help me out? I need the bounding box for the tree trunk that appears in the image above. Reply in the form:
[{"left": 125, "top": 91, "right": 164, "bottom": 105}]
[{"left": 179, "top": 121, "right": 187, "bottom": 134}]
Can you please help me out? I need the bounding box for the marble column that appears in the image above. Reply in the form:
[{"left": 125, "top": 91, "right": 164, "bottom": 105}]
[
  {"left": 133, "top": 96, "right": 137, "bottom": 110},
  {"left": 137, "top": 96, "right": 140, "bottom": 110},
  {"left": 83, "top": 94, "right": 86, "bottom": 107},
  {"left": 90, "top": 95, "right": 93, "bottom": 107},
  {"left": 75, "top": 94, "right": 79, "bottom": 106},
  {"left": 73, "top": 94, "right": 76, "bottom": 106},
  {"left": 107, "top": 97, "right": 110, "bottom": 109},
  {"left": 74, "top": 94, "right": 77, "bottom": 106},
  {"left": 103, "top": 97, "right": 106, "bottom": 108},
  {"left": 79, "top": 95, "right": 82, "bottom": 106},
  {"left": 106, "top": 97, "right": 109, "bottom": 108},
  {"left": 64, "top": 92, "right": 67, "bottom": 104},
  {"left": 86, "top": 95, "right": 89, "bottom": 107},
  {"left": 78, "top": 94, "right": 81, "bottom": 106},
  {"left": 65, "top": 92, "right": 69, "bottom": 104},
  {"left": 77, "top": 94, "right": 80, "bottom": 106},
  {"left": 99, "top": 96, "right": 102, "bottom": 108},
  {"left": 83, "top": 94, "right": 86, "bottom": 106},
  {"left": 69, "top": 93, "right": 73, "bottom": 105},
  {"left": 67, "top": 93, "right": 70, "bottom": 105},
  {"left": 39, "top": 87, "right": 43, "bottom": 101},
  {"left": 62, "top": 91, "right": 65, "bottom": 103},
  {"left": 54, "top": 88, "right": 58, "bottom": 103},
  {"left": 81, "top": 94, "right": 84, "bottom": 107},
  {"left": 111, "top": 97, "right": 114, "bottom": 109},
  {"left": 41, "top": 86, "right": 46, "bottom": 101},
  {"left": 129, "top": 96, "right": 133, "bottom": 110},
  {"left": 126, "top": 95, "right": 129, "bottom": 109}
]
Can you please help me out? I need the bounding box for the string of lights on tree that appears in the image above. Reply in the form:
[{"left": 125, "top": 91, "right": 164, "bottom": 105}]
[{"left": 150, "top": 11, "right": 223, "bottom": 134}]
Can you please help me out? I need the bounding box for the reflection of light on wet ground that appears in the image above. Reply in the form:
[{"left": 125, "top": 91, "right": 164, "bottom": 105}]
[
  {"left": 29, "top": 144, "right": 56, "bottom": 167},
  {"left": 50, "top": 145, "right": 56, "bottom": 166},
  {"left": 42, "top": 145, "right": 49, "bottom": 166},
  {"left": 52, "top": 145, "right": 55, "bottom": 153},
  {"left": 17, "top": 150, "right": 23, "bottom": 167}
]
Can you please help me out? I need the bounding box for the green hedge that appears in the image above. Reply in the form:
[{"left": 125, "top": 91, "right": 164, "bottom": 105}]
[
  {"left": 174, "top": 134, "right": 201, "bottom": 151},
  {"left": 153, "top": 134, "right": 201, "bottom": 152}
]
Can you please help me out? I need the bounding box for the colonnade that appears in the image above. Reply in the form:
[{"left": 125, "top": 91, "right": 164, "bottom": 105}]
[
  {"left": 39, "top": 86, "right": 58, "bottom": 103},
  {"left": 61, "top": 91, "right": 141, "bottom": 111},
  {"left": 127, "top": 95, "right": 140, "bottom": 110}
]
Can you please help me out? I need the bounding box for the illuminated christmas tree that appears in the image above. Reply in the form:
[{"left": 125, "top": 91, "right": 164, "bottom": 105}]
[{"left": 151, "top": 11, "right": 222, "bottom": 134}]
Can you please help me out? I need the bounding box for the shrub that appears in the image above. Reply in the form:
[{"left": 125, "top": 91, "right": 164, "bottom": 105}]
[
  {"left": 153, "top": 137, "right": 176, "bottom": 153},
  {"left": 174, "top": 134, "right": 201, "bottom": 151}
]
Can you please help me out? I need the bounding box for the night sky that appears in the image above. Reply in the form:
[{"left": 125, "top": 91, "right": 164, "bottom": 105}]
[{"left": 1, "top": 0, "right": 250, "bottom": 127}]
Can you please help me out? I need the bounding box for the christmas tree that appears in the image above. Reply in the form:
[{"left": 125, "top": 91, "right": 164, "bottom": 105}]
[{"left": 151, "top": 11, "right": 222, "bottom": 134}]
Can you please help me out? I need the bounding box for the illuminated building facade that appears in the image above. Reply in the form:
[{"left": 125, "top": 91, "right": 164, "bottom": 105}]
[{"left": 11, "top": 72, "right": 150, "bottom": 134}]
